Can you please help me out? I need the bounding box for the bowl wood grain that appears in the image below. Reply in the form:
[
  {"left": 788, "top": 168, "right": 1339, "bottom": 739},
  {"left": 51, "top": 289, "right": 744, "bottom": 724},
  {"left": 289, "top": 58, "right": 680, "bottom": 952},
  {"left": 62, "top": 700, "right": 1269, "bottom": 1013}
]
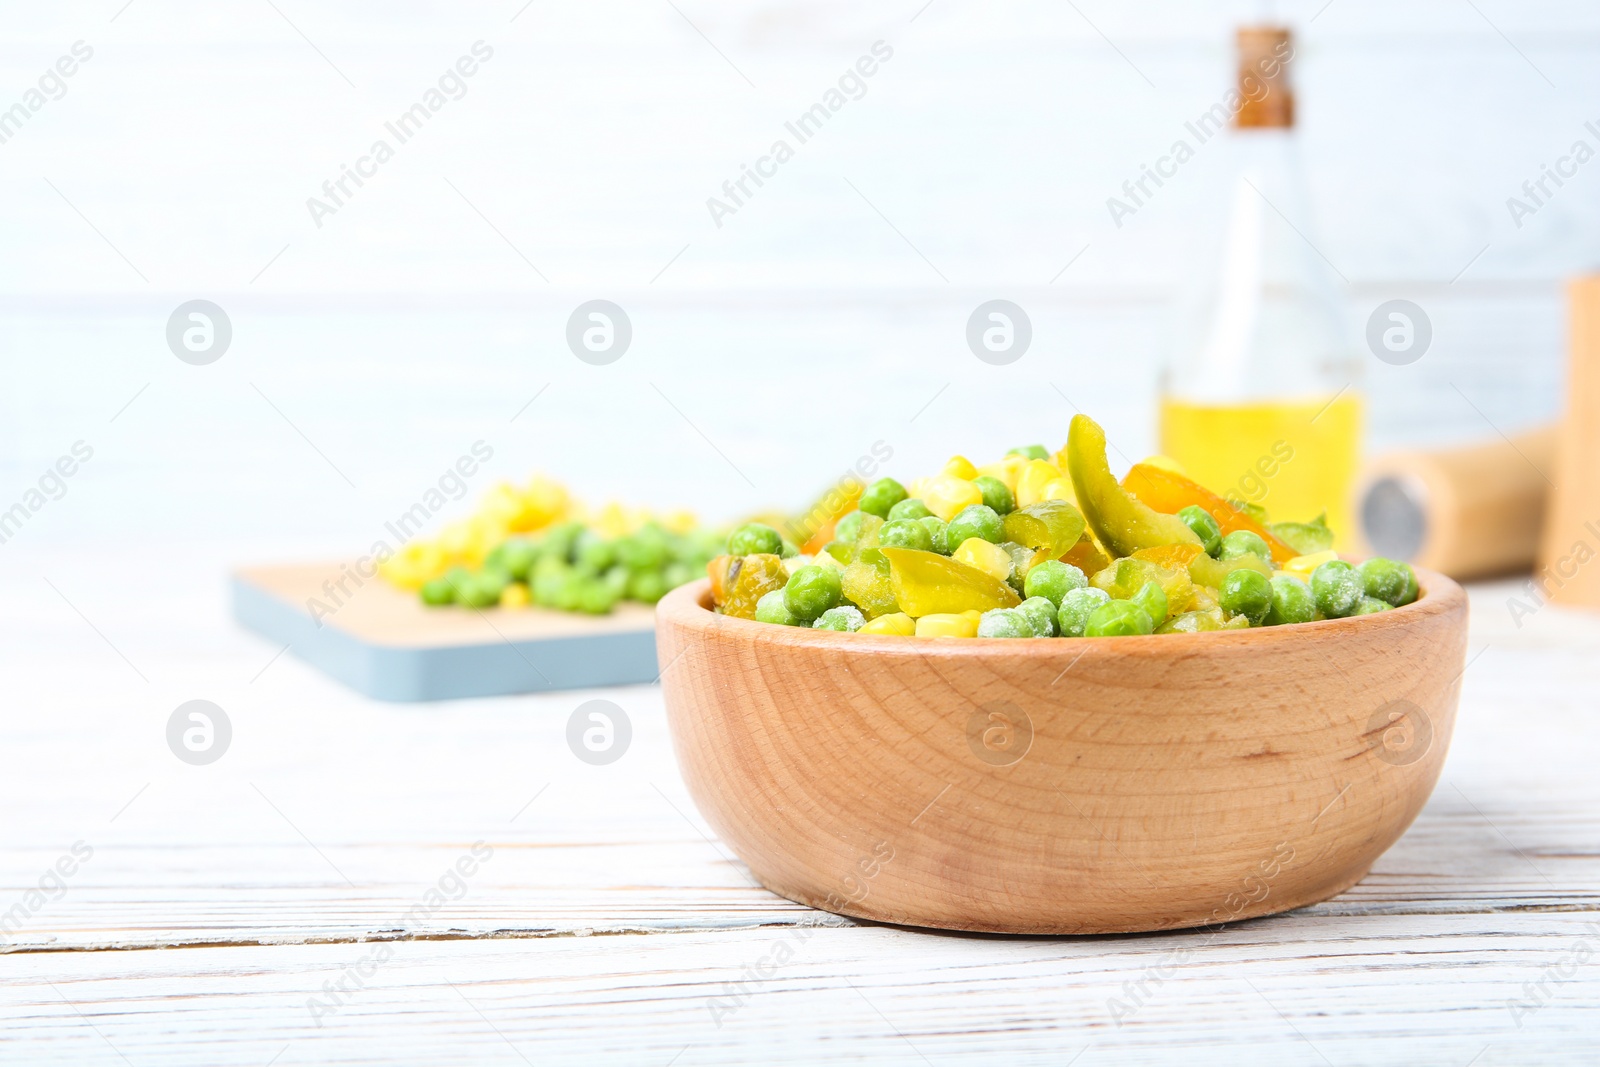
[{"left": 656, "top": 570, "right": 1468, "bottom": 934}]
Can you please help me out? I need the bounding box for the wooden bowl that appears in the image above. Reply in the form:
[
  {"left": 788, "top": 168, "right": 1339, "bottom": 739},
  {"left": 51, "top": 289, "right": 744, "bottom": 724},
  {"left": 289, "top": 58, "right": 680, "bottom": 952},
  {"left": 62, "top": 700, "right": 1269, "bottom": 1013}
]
[{"left": 655, "top": 569, "right": 1469, "bottom": 934}]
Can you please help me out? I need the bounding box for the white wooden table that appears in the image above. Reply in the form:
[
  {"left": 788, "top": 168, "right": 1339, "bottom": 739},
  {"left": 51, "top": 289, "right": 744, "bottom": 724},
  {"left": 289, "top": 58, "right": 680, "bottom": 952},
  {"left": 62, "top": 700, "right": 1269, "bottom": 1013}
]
[{"left": 3, "top": 555, "right": 1598, "bottom": 1065}]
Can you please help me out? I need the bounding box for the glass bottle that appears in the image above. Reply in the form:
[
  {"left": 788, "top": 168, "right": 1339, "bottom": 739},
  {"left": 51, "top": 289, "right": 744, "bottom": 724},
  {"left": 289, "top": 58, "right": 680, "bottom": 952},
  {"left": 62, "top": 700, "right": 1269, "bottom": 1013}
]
[{"left": 1160, "top": 25, "right": 1362, "bottom": 545}]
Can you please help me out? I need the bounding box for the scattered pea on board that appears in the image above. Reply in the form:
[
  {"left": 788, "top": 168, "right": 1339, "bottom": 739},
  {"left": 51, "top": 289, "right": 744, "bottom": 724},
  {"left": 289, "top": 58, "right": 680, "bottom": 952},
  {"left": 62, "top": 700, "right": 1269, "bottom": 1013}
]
[
  {"left": 709, "top": 414, "right": 1422, "bottom": 639},
  {"left": 418, "top": 519, "right": 721, "bottom": 616}
]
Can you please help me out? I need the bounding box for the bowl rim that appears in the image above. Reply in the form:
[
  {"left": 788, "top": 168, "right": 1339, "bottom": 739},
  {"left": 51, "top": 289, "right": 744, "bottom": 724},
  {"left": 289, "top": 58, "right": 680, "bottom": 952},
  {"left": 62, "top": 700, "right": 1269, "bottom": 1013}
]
[{"left": 655, "top": 566, "right": 1466, "bottom": 657}]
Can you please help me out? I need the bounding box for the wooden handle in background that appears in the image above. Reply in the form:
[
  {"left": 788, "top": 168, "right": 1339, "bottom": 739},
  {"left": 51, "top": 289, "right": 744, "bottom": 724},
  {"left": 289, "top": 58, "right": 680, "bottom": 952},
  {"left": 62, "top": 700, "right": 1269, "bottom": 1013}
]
[
  {"left": 1538, "top": 276, "right": 1600, "bottom": 607},
  {"left": 1355, "top": 427, "right": 1557, "bottom": 580}
]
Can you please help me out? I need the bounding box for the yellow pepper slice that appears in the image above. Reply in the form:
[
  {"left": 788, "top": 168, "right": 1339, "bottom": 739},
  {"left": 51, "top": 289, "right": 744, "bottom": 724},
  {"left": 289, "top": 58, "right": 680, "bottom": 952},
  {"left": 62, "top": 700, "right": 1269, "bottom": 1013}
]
[
  {"left": 841, "top": 561, "right": 900, "bottom": 618},
  {"left": 1130, "top": 543, "right": 1204, "bottom": 570},
  {"left": 1065, "top": 414, "right": 1201, "bottom": 558},
  {"left": 1188, "top": 552, "right": 1273, "bottom": 590},
  {"left": 1002, "top": 499, "right": 1087, "bottom": 560},
  {"left": 882, "top": 547, "right": 1021, "bottom": 617}
]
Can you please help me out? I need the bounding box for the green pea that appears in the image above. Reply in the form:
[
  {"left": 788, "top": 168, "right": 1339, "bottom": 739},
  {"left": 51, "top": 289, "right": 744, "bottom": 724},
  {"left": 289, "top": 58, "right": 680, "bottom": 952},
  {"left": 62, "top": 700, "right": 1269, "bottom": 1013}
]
[
  {"left": 419, "top": 577, "right": 455, "bottom": 606},
  {"left": 1017, "top": 596, "right": 1059, "bottom": 637},
  {"left": 878, "top": 518, "right": 934, "bottom": 552},
  {"left": 531, "top": 567, "right": 568, "bottom": 606},
  {"left": 755, "top": 589, "right": 800, "bottom": 625},
  {"left": 1310, "top": 560, "right": 1364, "bottom": 618},
  {"left": 1130, "top": 580, "right": 1169, "bottom": 626},
  {"left": 575, "top": 533, "right": 616, "bottom": 572},
  {"left": 784, "top": 564, "right": 843, "bottom": 622},
  {"left": 1218, "top": 568, "right": 1272, "bottom": 625},
  {"left": 443, "top": 566, "right": 473, "bottom": 596},
  {"left": 887, "top": 498, "right": 933, "bottom": 522},
  {"left": 1353, "top": 596, "right": 1391, "bottom": 615},
  {"left": 1057, "top": 587, "right": 1112, "bottom": 637},
  {"left": 1023, "top": 559, "right": 1087, "bottom": 607},
  {"left": 822, "top": 540, "right": 853, "bottom": 563},
  {"left": 972, "top": 475, "right": 1015, "bottom": 515},
  {"left": 619, "top": 531, "right": 669, "bottom": 570},
  {"left": 577, "top": 580, "right": 618, "bottom": 614},
  {"left": 1008, "top": 445, "right": 1049, "bottom": 461},
  {"left": 498, "top": 537, "right": 540, "bottom": 580},
  {"left": 1264, "top": 575, "right": 1317, "bottom": 626},
  {"left": 1219, "top": 530, "right": 1271, "bottom": 562},
  {"left": 1358, "top": 557, "right": 1416, "bottom": 607},
  {"left": 602, "top": 566, "right": 630, "bottom": 597},
  {"left": 457, "top": 574, "right": 503, "bottom": 609},
  {"left": 833, "top": 511, "right": 866, "bottom": 544},
  {"left": 728, "top": 523, "right": 783, "bottom": 557},
  {"left": 918, "top": 516, "right": 950, "bottom": 554},
  {"left": 947, "top": 504, "right": 1004, "bottom": 547},
  {"left": 780, "top": 539, "right": 800, "bottom": 559},
  {"left": 1176, "top": 505, "right": 1223, "bottom": 557},
  {"left": 812, "top": 605, "right": 865, "bottom": 632},
  {"left": 977, "top": 608, "right": 1033, "bottom": 638},
  {"left": 554, "top": 575, "right": 586, "bottom": 611},
  {"left": 1084, "top": 600, "right": 1155, "bottom": 637},
  {"left": 663, "top": 562, "right": 693, "bottom": 588},
  {"left": 541, "top": 522, "right": 584, "bottom": 564},
  {"left": 628, "top": 570, "right": 668, "bottom": 604},
  {"left": 859, "top": 478, "right": 908, "bottom": 519}
]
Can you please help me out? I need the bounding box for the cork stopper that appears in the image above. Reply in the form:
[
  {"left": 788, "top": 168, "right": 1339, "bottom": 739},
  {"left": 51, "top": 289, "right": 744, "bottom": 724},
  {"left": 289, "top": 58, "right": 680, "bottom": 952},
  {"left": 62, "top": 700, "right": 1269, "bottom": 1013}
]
[{"left": 1234, "top": 26, "right": 1295, "bottom": 129}]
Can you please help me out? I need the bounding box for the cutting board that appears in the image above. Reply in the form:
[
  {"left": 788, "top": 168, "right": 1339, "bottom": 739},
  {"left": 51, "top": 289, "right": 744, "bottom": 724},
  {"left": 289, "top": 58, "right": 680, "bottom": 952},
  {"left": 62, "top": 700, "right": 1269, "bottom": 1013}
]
[{"left": 231, "top": 563, "right": 659, "bottom": 702}]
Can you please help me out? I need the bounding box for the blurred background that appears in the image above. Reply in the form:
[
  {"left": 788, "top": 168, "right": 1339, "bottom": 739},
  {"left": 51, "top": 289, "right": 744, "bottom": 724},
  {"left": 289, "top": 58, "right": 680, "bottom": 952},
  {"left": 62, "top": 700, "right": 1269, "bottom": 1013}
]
[{"left": 1, "top": 0, "right": 1593, "bottom": 564}]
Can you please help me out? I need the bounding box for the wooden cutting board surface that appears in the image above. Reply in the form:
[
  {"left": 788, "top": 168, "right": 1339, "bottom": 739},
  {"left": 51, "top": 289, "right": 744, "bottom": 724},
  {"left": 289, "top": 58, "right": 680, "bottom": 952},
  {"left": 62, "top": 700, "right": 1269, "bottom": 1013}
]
[{"left": 230, "top": 562, "right": 659, "bottom": 701}]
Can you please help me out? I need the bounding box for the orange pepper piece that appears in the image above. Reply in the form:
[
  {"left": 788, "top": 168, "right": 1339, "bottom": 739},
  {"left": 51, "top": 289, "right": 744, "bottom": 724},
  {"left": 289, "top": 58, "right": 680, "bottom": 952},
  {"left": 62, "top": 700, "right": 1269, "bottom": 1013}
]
[{"left": 1120, "top": 464, "right": 1298, "bottom": 565}]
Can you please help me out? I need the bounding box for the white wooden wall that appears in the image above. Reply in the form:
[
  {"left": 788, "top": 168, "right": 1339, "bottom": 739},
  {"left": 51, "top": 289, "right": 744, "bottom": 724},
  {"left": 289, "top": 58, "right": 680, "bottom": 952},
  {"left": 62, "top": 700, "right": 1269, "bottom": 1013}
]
[{"left": 2, "top": 0, "right": 1594, "bottom": 548}]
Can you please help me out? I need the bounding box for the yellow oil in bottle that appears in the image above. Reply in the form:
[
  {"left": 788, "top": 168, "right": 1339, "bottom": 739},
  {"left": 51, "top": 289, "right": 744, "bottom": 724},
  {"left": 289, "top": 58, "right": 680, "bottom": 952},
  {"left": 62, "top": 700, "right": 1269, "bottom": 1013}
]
[{"left": 1159, "top": 392, "right": 1363, "bottom": 547}]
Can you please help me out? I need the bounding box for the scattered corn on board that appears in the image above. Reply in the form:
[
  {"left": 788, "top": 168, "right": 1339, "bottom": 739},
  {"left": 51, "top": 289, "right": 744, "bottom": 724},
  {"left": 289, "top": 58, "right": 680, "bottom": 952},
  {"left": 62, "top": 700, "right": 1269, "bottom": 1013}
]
[{"left": 230, "top": 563, "right": 659, "bottom": 702}]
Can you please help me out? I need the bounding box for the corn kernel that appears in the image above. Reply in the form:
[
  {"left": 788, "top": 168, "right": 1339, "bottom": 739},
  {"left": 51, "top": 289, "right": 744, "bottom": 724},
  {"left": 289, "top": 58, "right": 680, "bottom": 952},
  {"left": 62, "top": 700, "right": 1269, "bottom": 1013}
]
[
  {"left": 923, "top": 475, "right": 984, "bottom": 521},
  {"left": 860, "top": 612, "right": 916, "bottom": 636},
  {"left": 953, "top": 537, "right": 1013, "bottom": 582},
  {"left": 1015, "top": 460, "right": 1066, "bottom": 507},
  {"left": 942, "top": 455, "right": 978, "bottom": 480},
  {"left": 916, "top": 612, "right": 979, "bottom": 638},
  {"left": 1284, "top": 550, "right": 1338, "bottom": 578},
  {"left": 499, "top": 582, "right": 531, "bottom": 609},
  {"left": 1039, "top": 478, "right": 1076, "bottom": 504}
]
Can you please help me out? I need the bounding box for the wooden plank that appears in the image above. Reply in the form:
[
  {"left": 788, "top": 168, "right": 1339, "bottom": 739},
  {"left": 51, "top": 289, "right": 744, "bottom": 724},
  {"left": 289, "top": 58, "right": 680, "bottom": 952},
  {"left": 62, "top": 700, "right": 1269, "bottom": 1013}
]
[{"left": 4, "top": 918, "right": 1599, "bottom": 1066}]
